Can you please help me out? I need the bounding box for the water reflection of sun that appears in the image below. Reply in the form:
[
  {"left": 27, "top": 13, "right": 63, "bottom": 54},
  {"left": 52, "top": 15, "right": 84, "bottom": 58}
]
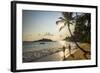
[
  {"left": 58, "top": 41, "right": 67, "bottom": 47},
  {"left": 59, "top": 51, "right": 64, "bottom": 58},
  {"left": 59, "top": 49, "right": 70, "bottom": 60}
]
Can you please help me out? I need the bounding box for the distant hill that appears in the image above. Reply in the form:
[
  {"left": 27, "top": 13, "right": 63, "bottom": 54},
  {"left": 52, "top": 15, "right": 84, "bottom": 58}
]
[
  {"left": 23, "top": 38, "right": 53, "bottom": 43},
  {"left": 34, "top": 38, "right": 53, "bottom": 42}
]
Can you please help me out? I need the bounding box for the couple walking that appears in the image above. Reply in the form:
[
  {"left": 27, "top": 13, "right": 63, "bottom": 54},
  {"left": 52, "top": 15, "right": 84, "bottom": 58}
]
[{"left": 62, "top": 44, "right": 74, "bottom": 60}]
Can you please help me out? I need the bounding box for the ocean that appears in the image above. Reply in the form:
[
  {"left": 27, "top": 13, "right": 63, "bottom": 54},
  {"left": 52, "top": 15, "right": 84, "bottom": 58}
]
[
  {"left": 23, "top": 41, "right": 77, "bottom": 62},
  {"left": 23, "top": 41, "right": 63, "bottom": 52}
]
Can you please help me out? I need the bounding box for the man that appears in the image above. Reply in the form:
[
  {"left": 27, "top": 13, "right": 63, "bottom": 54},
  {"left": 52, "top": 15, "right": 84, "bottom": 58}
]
[
  {"left": 68, "top": 44, "right": 71, "bottom": 55},
  {"left": 68, "top": 44, "right": 74, "bottom": 58},
  {"left": 62, "top": 46, "right": 66, "bottom": 60}
]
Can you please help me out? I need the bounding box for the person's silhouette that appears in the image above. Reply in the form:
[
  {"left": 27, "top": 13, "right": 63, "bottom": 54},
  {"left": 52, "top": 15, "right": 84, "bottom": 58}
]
[
  {"left": 68, "top": 44, "right": 71, "bottom": 55},
  {"left": 62, "top": 46, "right": 66, "bottom": 60},
  {"left": 68, "top": 44, "right": 74, "bottom": 58}
]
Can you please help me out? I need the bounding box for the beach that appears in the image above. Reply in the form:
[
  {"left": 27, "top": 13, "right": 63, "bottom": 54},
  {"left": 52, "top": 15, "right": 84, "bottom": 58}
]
[
  {"left": 66, "top": 43, "right": 91, "bottom": 60},
  {"left": 23, "top": 41, "right": 90, "bottom": 63}
]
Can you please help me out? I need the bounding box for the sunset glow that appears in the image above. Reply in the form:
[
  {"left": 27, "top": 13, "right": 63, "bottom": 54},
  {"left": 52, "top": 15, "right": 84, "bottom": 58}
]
[{"left": 22, "top": 10, "right": 75, "bottom": 41}]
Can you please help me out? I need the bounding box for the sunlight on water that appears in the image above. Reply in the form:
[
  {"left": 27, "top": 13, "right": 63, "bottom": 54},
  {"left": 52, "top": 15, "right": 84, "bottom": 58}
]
[
  {"left": 58, "top": 41, "right": 67, "bottom": 47},
  {"left": 23, "top": 41, "right": 77, "bottom": 62},
  {"left": 59, "top": 51, "right": 64, "bottom": 58}
]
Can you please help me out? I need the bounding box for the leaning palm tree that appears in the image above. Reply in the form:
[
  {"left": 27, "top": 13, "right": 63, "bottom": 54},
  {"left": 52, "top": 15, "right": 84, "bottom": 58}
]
[{"left": 56, "top": 12, "right": 90, "bottom": 55}]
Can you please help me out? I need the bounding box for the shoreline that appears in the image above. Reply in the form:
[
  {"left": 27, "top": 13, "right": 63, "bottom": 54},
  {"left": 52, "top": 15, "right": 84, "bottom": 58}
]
[
  {"left": 23, "top": 43, "right": 90, "bottom": 63},
  {"left": 23, "top": 46, "right": 77, "bottom": 62}
]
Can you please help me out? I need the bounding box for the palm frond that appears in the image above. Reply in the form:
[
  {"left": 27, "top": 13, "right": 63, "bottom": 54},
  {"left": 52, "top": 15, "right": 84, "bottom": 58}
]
[
  {"left": 62, "top": 12, "right": 73, "bottom": 20},
  {"left": 58, "top": 17, "right": 65, "bottom": 20},
  {"left": 56, "top": 20, "right": 61, "bottom": 25},
  {"left": 59, "top": 25, "right": 65, "bottom": 31},
  {"left": 64, "top": 22, "right": 67, "bottom": 26},
  {"left": 56, "top": 20, "right": 64, "bottom": 25}
]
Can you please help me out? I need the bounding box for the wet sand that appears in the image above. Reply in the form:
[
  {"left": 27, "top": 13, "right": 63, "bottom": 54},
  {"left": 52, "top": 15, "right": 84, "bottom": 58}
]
[
  {"left": 65, "top": 43, "right": 91, "bottom": 60},
  {"left": 23, "top": 47, "right": 77, "bottom": 62},
  {"left": 23, "top": 43, "right": 90, "bottom": 63}
]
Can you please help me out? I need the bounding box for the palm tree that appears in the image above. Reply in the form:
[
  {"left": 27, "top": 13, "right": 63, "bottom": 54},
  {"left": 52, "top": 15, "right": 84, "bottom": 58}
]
[
  {"left": 56, "top": 12, "right": 90, "bottom": 55},
  {"left": 74, "top": 13, "right": 91, "bottom": 43}
]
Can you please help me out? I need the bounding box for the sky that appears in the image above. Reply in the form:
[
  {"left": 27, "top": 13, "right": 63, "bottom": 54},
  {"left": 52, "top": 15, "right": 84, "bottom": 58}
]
[{"left": 22, "top": 10, "right": 75, "bottom": 41}]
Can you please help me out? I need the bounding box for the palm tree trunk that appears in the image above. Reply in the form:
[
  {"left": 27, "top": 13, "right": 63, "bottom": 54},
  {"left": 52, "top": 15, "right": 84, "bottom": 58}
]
[{"left": 67, "top": 24, "right": 90, "bottom": 54}]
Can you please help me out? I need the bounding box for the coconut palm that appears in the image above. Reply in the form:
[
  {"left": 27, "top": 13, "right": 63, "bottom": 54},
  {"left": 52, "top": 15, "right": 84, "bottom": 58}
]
[
  {"left": 74, "top": 13, "right": 91, "bottom": 43},
  {"left": 56, "top": 12, "right": 90, "bottom": 55}
]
